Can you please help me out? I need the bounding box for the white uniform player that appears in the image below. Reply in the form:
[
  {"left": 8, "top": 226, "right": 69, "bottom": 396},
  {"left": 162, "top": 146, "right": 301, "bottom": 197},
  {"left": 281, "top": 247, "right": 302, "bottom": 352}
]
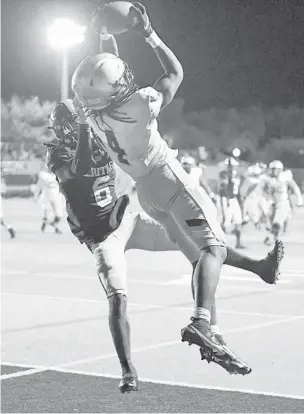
[
  {"left": 72, "top": 5, "right": 266, "bottom": 377},
  {"left": 34, "top": 169, "right": 64, "bottom": 233},
  {"left": 180, "top": 155, "right": 216, "bottom": 202},
  {"left": 241, "top": 164, "right": 270, "bottom": 228},
  {"left": 259, "top": 160, "right": 303, "bottom": 243},
  {"left": 75, "top": 83, "right": 225, "bottom": 252}
]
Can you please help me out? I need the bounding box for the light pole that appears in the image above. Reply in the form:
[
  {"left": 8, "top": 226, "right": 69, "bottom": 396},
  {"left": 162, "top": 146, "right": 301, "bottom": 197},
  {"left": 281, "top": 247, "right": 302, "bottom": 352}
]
[{"left": 48, "top": 19, "right": 86, "bottom": 100}]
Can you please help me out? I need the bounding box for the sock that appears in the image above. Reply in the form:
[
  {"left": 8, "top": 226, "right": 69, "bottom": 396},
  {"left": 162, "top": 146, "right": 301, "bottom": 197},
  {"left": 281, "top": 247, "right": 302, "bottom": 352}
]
[{"left": 193, "top": 307, "right": 211, "bottom": 323}]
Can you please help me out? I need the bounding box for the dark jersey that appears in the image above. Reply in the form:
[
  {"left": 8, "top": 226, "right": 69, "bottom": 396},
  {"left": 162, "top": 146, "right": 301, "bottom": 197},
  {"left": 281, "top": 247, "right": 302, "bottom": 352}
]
[
  {"left": 219, "top": 175, "right": 241, "bottom": 199},
  {"left": 46, "top": 143, "right": 118, "bottom": 247}
]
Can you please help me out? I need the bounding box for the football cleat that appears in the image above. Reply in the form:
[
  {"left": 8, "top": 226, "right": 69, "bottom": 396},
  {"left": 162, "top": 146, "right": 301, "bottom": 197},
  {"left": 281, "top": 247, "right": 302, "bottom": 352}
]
[
  {"left": 199, "top": 345, "right": 252, "bottom": 376},
  {"left": 8, "top": 227, "right": 16, "bottom": 239},
  {"left": 181, "top": 319, "right": 225, "bottom": 355},
  {"left": 118, "top": 373, "right": 138, "bottom": 394},
  {"left": 258, "top": 239, "right": 284, "bottom": 284},
  {"left": 41, "top": 219, "right": 47, "bottom": 233}
]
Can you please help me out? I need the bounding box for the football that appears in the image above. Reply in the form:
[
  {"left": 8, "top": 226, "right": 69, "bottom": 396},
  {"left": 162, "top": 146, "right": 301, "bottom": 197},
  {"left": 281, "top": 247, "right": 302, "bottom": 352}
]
[{"left": 92, "top": 1, "right": 134, "bottom": 35}]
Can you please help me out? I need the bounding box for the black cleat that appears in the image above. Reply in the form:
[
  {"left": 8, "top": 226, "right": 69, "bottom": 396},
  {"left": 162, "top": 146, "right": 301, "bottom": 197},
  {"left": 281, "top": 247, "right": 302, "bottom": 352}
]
[
  {"left": 181, "top": 319, "right": 225, "bottom": 355},
  {"left": 200, "top": 345, "right": 252, "bottom": 376},
  {"left": 258, "top": 239, "right": 284, "bottom": 284},
  {"left": 41, "top": 220, "right": 47, "bottom": 233},
  {"left": 119, "top": 373, "right": 138, "bottom": 394},
  {"left": 8, "top": 227, "right": 16, "bottom": 239}
]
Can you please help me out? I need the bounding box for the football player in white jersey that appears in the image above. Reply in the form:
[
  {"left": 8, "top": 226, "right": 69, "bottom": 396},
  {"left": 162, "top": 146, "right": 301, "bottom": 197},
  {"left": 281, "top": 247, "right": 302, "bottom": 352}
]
[
  {"left": 280, "top": 168, "right": 303, "bottom": 232},
  {"left": 72, "top": 3, "right": 284, "bottom": 371},
  {"left": 180, "top": 155, "right": 216, "bottom": 202},
  {"left": 241, "top": 164, "right": 270, "bottom": 230},
  {"left": 33, "top": 167, "right": 64, "bottom": 234},
  {"left": 260, "top": 160, "right": 303, "bottom": 244}
]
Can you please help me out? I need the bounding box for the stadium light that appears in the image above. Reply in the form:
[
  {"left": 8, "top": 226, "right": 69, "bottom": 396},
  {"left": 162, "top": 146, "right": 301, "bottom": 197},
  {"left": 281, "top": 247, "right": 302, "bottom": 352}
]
[
  {"left": 232, "top": 148, "right": 241, "bottom": 158},
  {"left": 48, "top": 19, "right": 86, "bottom": 100}
]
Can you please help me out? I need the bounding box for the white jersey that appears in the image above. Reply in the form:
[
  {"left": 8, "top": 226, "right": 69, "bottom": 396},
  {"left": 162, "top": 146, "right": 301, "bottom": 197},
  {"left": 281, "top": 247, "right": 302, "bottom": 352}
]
[
  {"left": 87, "top": 87, "right": 177, "bottom": 180},
  {"left": 259, "top": 173, "right": 291, "bottom": 204},
  {"left": 240, "top": 175, "right": 261, "bottom": 199},
  {"left": 187, "top": 167, "right": 203, "bottom": 187}
]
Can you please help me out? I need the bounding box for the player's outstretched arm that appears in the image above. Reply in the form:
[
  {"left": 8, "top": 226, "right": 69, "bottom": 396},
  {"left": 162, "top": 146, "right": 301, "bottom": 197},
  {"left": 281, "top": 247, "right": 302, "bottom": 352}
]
[
  {"left": 70, "top": 100, "right": 92, "bottom": 176},
  {"left": 129, "top": 3, "right": 183, "bottom": 110},
  {"left": 91, "top": 6, "right": 119, "bottom": 57}
]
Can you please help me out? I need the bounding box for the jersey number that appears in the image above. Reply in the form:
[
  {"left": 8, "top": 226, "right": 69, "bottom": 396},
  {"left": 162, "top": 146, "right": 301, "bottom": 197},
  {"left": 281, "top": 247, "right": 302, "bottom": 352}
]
[
  {"left": 93, "top": 178, "right": 113, "bottom": 208},
  {"left": 105, "top": 130, "right": 129, "bottom": 165}
]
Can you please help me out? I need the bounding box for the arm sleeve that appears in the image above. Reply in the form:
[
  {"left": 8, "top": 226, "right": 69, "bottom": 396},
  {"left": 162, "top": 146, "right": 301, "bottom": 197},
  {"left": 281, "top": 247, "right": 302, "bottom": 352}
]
[{"left": 70, "top": 124, "right": 92, "bottom": 175}]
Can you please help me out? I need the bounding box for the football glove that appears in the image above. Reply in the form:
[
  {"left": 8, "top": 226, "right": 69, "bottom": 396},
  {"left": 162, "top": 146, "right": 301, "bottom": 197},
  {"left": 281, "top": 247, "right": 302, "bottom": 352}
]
[{"left": 128, "top": 2, "right": 153, "bottom": 37}]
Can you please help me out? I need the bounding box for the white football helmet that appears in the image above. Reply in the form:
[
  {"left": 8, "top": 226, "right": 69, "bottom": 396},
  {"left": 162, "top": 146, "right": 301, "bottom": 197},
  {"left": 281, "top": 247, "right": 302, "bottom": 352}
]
[
  {"left": 269, "top": 160, "right": 284, "bottom": 169},
  {"left": 71, "top": 53, "right": 136, "bottom": 110},
  {"left": 180, "top": 155, "right": 196, "bottom": 166}
]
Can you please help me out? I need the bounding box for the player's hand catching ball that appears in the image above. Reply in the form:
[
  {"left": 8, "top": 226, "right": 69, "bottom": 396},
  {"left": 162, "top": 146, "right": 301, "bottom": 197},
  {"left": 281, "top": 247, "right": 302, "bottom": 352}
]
[
  {"left": 91, "top": 2, "right": 153, "bottom": 37},
  {"left": 128, "top": 2, "right": 153, "bottom": 37}
]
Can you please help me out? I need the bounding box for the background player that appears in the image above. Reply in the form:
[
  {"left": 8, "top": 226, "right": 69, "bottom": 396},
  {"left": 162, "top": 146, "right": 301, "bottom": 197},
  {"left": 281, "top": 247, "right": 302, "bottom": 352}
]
[
  {"left": 1, "top": 175, "right": 16, "bottom": 239},
  {"left": 72, "top": 3, "right": 284, "bottom": 371},
  {"left": 33, "top": 166, "right": 64, "bottom": 233},
  {"left": 218, "top": 158, "right": 244, "bottom": 248},
  {"left": 180, "top": 155, "right": 217, "bottom": 203},
  {"left": 259, "top": 160, "right": 303, "bottom": 245}
]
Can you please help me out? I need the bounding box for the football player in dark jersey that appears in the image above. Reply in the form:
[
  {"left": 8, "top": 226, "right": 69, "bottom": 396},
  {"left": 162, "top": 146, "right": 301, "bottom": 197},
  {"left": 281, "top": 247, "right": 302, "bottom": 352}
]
[{"left": 46, "top": 98, "right": 202, "bottom": 393}]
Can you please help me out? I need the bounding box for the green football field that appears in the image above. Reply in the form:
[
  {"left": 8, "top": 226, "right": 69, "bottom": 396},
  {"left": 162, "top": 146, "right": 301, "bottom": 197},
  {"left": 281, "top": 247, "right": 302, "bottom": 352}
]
[{"left": 1, "top": 196, "right": 304, "bottom": 413}]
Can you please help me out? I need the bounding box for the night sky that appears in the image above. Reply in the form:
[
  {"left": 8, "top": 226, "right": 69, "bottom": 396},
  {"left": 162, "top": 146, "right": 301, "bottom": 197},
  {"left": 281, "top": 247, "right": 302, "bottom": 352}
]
[{"left": 1, "top": 0, "right": 304, "bottom": 110}]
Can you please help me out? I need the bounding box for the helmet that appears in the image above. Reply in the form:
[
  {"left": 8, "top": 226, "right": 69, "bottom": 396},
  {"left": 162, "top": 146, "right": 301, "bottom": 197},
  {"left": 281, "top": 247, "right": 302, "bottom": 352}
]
[
  {"left": 71, "top": 53, "right": 136, "bottom": 110},
  {"left": 180, "top": 155, "right": 196, "bottom": 166},
  {"left": 49, "top": 99, "right": 78, "bottom": 147},
  {"left": 269, "top": 160, "right": 284, "bottom": 169}
]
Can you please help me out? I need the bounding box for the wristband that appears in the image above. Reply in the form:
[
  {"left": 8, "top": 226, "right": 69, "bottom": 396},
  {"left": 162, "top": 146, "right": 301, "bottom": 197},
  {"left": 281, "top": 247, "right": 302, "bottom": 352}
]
[
  {"left": 99, "top": 27, "right": 111, "bottom": 41},
  {"left": 145, "top": 30, "right": 161, "bottom": 48}
]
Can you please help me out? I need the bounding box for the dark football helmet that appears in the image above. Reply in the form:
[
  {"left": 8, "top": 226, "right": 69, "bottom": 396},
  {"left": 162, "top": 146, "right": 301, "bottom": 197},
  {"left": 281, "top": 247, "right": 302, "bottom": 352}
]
[
  {"left": 48, "top": 99, "right": 107, "bottom": 163},
  {"left": 49, "top": 99, "right": 78, "bottom": 148}
]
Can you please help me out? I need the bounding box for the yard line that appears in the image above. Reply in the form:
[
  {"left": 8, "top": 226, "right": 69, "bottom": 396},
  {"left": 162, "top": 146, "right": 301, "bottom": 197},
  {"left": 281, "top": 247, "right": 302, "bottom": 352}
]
[
  {"left": 2, "top": 314, "right": 303, "bottom": 381},
  {"left": 2, "top": 292, "right": 302, "bottom": 319}
]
